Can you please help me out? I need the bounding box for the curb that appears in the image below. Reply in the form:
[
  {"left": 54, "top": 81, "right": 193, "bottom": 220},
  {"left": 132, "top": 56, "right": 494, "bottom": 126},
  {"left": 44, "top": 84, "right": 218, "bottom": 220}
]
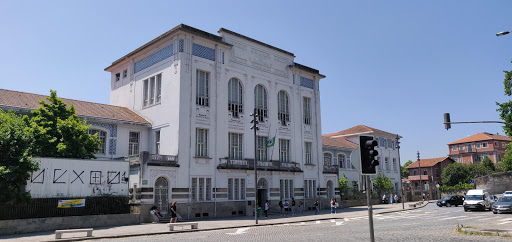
[
  {"left": 459, "top": 227, "right": 512, "bottom": 238},
  {"left": 49, "top": 202, "right": 430, "bottom": 241}
]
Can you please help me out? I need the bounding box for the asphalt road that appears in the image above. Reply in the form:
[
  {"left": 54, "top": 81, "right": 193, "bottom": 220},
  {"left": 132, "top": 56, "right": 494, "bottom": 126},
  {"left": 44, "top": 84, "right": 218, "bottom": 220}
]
[{"left": 98, "top": 203, "right": 512, "bottom": 241}]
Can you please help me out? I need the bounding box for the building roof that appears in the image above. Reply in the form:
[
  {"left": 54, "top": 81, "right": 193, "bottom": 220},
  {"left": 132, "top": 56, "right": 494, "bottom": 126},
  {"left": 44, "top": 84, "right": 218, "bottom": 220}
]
[
  {"left": 290, "top": 62, "right": 326, "bottom": 78},
  {"left": 323, "top": 125, "right": 398, "bottom": 138},
  {"left": 218, "top": 28, "right": 295, "bottom": 57},
  {"left": 322, "top": 136, "right": 358, "bottom": 149},
  {"left": 406, "top": 157, "right": 452, "bottom": 169},
  {"left": 0, "top": 89, "right": 150, "bottom": 125},
  {"left": 448, "top": 132, "right": 510, "bottom": 145}
]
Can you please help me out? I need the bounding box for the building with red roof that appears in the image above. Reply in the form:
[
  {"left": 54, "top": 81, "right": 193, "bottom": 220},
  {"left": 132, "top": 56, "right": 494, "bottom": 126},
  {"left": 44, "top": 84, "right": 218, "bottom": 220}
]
[
  {"left": 405, "top": 157, "right": 455, "bottom": 189},
  {"left": 447, "top": 132, "right": 510, "bottom": 164}
]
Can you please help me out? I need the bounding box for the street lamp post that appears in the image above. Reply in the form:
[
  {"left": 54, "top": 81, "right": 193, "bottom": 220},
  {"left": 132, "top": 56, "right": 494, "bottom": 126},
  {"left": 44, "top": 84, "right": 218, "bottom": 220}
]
[
  {"left": 396, "top": 134, "right": 404, "bottom": 209},
  {"left": 250, "top": 108, "right": 259, "bottom": 224},
  {"left": 417, "top": 151, "right": 422, "bottom": 201}
]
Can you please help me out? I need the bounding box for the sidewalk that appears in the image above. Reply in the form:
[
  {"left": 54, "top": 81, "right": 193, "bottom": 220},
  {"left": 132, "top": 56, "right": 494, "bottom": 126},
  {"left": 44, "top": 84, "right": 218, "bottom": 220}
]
[{"left": 0, "top": 201, "right": 429, "bottom": 242}]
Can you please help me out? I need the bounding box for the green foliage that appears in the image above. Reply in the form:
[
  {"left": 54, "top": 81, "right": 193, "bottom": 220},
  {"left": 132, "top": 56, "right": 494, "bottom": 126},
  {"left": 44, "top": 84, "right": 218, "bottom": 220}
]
[
  {"left": 0, "top": 110, "right": 39, "bottom": 203},
  {"left": 441, "top": 162, "right": 473, "bottom": 186},
  {"left": 401, "top": 160, "right": 413, "bottom": 179},
  {"left": 501, "top": 142, "right": 512, "bottom": 172},
  {"left": 339, "top": 173, "right": 350, "bottom": 200},
  {"left": 439, "top": 183, "right": 474, "bottom": 191},
  {"left": 372, "top": 172, "right": 394, "bottom": 193},
  {"left": 29, "top": 90, "right": 99, "bottom": 158},
  {"left": 497, "top": 61, "right": 512, "bottom": 137}
]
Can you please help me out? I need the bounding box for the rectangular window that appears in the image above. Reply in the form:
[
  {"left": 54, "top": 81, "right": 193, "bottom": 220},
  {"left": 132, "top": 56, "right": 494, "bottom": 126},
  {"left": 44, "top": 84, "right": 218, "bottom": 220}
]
[
  {"left": 206, "top": 178, "right": 212, "bottom": 201},
  {"left": 305, "top": 142, "right": 312, "bottom": 164},
  {"left": 482, "top": 142, "right": 488, "bottom": 148},
  {"left": 379, "top": 137, "right": 385, "bottom": 147},
  {"left": 196, "top": 70, "right": 209, "bottom": 106},
  {"left": 476, "top": 143, "right": 481, "bottom": 148},
  {"left": 196, "top": 128, "right": 208, "bottom": 157},
  {"left": 199, "top": 177, "right": 205, "bottom": 201},
  {"left": 503, "top": 143, "right": 506, "bottom": 148},
  {"left": 228, "top": 133, "right": 243, "bottom": 160},
  {"left": 495, "top": 141, "right": 498, "bottom": 147},
  {"left": 280, "top": 179, "right": 294, "bottom": 199},
  {"left": 115, "top": 73, "right": 120, "bottom": 82},
  {"left": 191, "top": 178, "right": 197, "bottom": 201},
  {"left": 387, "top": 139, "right": 392, "bottom": 149},
  {"left": 88, "top": 129, "right": 106, "bottom": 154},
  {"left": 155, "top": 131, "right": 160, "bottom": 154},
  {"left": 393, "top": 158, "right": 397, "bottom": 171},
  {"left": 435, "top": 168, "right": 440, "bottom": 177},
  {"left": 191, "top": 177, "right": 211, "bottom": 202},
  {"left": 123, "top": 69, "right": 127, "bottom": 78},
  {"left": 313, "top": 180, "right": 317, "bottom": 197},
  {"left": 423, "top": 169, "right": 427, "bottom": 175},
  {"left": 303, "top": 97, "right": 311, "bottom": 125},
  {"left": 142, "top": 73, "right": 162, "bottom": 107},
  {"left": 128, "top": 132, "right": 140, "bottom": 156},
  {"left": 452, "top": 146, "right": 457, "bottom": 151},
  {"left": 459, "top": 145, "right": 463, "bottom": 150},
  {"left": 257, "top": 136, "right": 268, "bottom": 161},
  {"left": 498, "top": 153, "right": 502, "bottom": 161},
  {"left": 279, "top": 139, "right": 290, "bottom": 163},
  {"left": 385, "top": 157, "right": 389, "bottom": 170}
]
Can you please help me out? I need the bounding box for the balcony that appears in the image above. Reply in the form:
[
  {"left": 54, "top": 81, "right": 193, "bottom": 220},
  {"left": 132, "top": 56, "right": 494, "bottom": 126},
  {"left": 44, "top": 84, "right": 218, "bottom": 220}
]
[
  {"left": 126, "top": 151, "right": 179, "bottom": 167},
  {"left": 217, "top": 158, "right": 302, "bottom": 172},
  {"left": 323, "top": 165, "right": 339, "bottom": 174}
]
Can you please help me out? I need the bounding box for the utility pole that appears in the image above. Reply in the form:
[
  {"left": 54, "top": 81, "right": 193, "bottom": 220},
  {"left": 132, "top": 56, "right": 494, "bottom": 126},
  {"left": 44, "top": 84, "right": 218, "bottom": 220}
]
[
  {"left": 250, "top": 108, "right": 259, "bottom": 224},
  {"left": 366, "top": 175, "right": 375, "bottom": 242},
  {"left": 417, "top": 151, "right": 422, "bottom": 201},
  {"left": 396, "top": 134, "right": 404, "bottom": 209}
]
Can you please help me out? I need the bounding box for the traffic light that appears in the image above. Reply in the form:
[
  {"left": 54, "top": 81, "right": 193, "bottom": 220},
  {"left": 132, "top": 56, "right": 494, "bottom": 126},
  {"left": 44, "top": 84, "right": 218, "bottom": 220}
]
[
  {"left": 359, "top": 136, "right": 379, "bottom": 174},
  {"left": 444, "top": 113, "right": 451, "bottom": 130}
]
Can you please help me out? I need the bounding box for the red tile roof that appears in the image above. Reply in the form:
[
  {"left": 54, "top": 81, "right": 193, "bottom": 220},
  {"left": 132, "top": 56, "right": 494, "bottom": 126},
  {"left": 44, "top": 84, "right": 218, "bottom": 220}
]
[
  {"left": 0, "top": 89, "right": 150, "bottom": 125},
  {"left": 322, "top": 136, "right": 358, "bottom": 149},
  {"left": 448, "top": 132, "right": 510, "bottom": 145},
  {"left": 323, "top": 124, "right": 397, "bottom": 137},
  {"left": 406, "top": 157, "right": 453, "bottom": 169}
]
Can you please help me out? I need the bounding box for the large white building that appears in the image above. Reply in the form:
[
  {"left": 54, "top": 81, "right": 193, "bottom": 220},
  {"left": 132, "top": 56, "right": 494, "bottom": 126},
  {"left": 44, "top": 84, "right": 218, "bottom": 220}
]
[{"left": 105, "top": 24, "right": 328, "bottom": 220}]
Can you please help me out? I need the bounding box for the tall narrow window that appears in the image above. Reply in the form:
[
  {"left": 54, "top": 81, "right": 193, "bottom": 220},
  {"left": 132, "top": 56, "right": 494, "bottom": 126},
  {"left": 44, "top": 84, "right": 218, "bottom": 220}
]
[
  {"left": 393, "top": 158, "right": 397, "bottom": 171},
  {"left": 128, "top": 132, "right": 140, "bottom": 156},
  {"left": 279, "top": 139, "right": 290, "bottom": 163},
  {"left": 191, "top": 178, "right": 197, "bottom": 201},
  {"left": 338, "top": 154, "right": 345, "bottom": 169},
  {"left": 149, "top": 76, "right": 155, "bottom": 105},
  {"left": 257, "top": 136, "right": 268, "bottom": 161},
  {"left": 143, "top": 73, "right": 162, "bottom": 107},
  {"left": 88, "top": 129, "right": 106, "bottom": 154},
  {"left": 143, "top": 80, "right": 149, "bottom": 107},
  {"left": 324, "top": 153, "right": 332, "bottom": 167},
  {"left": 156, "top": 74, "right": 161, "bottom": 103},
  {"left": 229, "top": 133, "right": 243, "bottom": 160},
  {"left": 303, "top": 97, "right": 311, "bottom": 125},
  {"left": 196, "top": 70, "right": 209, "bottom": 106},
  {"left": 123, "top": 69, "right": 127, "bottom": 78},
  {"left": 196, "top": 128, "right": 208, "bottom": 157},
  {"left": 155, "top": 131, "right": 160, "bottom": 154},
  {"left": 228, "top": 78, "right": 243, "bottom": 118},
  {"left": 278, "top": 91, "right": 290, "bottom": 125},
  {"left": 305, "top": 142, "right": 312, "bottom": 164},
  {"left": 115, "top": 73, "right": 120, "bottom": 82},
  {"left": 254, "top": 85, "right": 268, "bottom": 122}
]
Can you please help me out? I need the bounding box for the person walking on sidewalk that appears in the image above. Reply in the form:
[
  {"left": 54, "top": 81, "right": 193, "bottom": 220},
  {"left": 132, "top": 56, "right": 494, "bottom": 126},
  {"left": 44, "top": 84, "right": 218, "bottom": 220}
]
[
  {"left": 170, "top": 201, "right": 178, "bottom": 223},
  {"left": 283, "top": 200, "right": 290, "bottom": 216},
  {"left": 299, "top": 200, "right": 304, "bottom": 215},
  {"left": 330, "top": 198, "right": 337, "bottom": 214},
  {"left": 314, "top": 200, "right": 320, "bottom": 215},
  {"left": 390, "top": 193, "right": 394, "bottom": 204},
  {"left": 279, "top": 200, "right": 284, "bottom": 216},
  {"left": 291, "top": 198, "right": 296, "bottom": 216},
  {"left": 394, "top": 194, "right": 398, "bottom": 205},
  {"left": 264, "top": 200, "right": 269, "bottom": 218}
]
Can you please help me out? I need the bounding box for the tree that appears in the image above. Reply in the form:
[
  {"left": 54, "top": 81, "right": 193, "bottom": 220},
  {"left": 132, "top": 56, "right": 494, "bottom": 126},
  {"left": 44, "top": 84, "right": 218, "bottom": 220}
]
[
  {"left": 373, "top": 172, "right": 394, "bottom": 198},
  {"left": 29, "top": 90, "right": 100, "bottom": 158},
  {"left": 0, "top": 110, "right": 39, "bottom": 203},
  {"left": 441, "top": 162, "right": 472, "bottom": 186},
  {"left": 339, "top": 173, "right": 350, "bottom": 200},
  {"left": 401, "top": 160, "right": 413, "bottom": 179},
  {"left": 496, "top": 61, "right": 512, "bottom": 171}
]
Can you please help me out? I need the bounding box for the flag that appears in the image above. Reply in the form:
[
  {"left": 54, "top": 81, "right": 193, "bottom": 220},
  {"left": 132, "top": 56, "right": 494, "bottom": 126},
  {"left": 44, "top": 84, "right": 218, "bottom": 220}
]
[{"left": 265, "top": 136, "right": 275, "bottom": 148}]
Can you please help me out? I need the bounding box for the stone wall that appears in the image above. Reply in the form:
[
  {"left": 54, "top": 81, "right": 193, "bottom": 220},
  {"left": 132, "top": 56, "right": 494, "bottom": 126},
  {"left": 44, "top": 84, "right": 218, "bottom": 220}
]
[
  {"left": 475, "top": 172, "right": 512, "bottom": 195},
  {"left": 0, "top": 214, "right": 139, "bottom": 235}
]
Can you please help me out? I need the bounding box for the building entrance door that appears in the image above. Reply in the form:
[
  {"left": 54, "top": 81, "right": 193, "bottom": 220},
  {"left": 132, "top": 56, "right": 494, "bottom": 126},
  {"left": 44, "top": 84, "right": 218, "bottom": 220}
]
[
  {"left": 257, "top": 178, "right": 268, "bottom": 207},
  {"left": 154, "top": 177, "right": 169, "bottom": 215}
]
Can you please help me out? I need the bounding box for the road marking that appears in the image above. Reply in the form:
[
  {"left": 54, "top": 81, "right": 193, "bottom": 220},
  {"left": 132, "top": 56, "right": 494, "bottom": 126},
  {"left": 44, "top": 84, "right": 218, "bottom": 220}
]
[
  {"left": 330, "top": 219, "right": 336, "bottom": 222},
  {"left": 226, "top": 228, "right": 250, "bottom": 235},
  {"left": 316, "top": 221, "right": 321, "bottom": 224},
  {"left": 438, "top": 216, "right": 467, "bottom": 221},
  {"left": 333, "top": 221, "right": 344, "bottom": 226},
  {"left": 477, "top": 217, "right": 496, "bottom": 221},
  {"left": 498, "top": 221, "right": 512, "bottom": 225}
]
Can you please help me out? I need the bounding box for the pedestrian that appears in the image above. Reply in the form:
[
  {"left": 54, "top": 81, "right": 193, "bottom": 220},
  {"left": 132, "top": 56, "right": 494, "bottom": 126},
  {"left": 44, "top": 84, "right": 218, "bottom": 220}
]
[
  {"left": 314, "top": 200, "right": 320, "bottom": 215},
  {"left": 283, "top": 200, "right": 290, "bottom": 216},
  {"left": 170, "top": 201, "right": 178, "bottom": 223},
  {"left": 264, "top": 200, "right": 269, "bottom": 218},
  {"left": 422, "top": 193, "right": 425, "bottom": 202},
  {"left": 299, "top": 200, "right": 304, "bottom": 215},
  {"left": 331, "top": 198, "right": 337, "bottom": 214},
  {"left": 382, "top": 194, "right": 386, "bottom": 204},
  {"left": 291, "top": 198, "right": 296, "bottom": 216},
  {"left": 279, "top": 200, "right": 284, "bottom": 216},
  {"left": 394, "top": 194, "right": 398, "bottom": 204},
  {"left": 390, "top": 193, "right": 393, "bottom": 204}
]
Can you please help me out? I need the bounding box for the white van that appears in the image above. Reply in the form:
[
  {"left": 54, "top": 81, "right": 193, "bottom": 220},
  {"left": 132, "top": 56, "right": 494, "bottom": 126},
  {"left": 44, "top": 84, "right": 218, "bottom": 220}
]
[{"left": 463, "top": 189, "right": 491, "bottom": 212}]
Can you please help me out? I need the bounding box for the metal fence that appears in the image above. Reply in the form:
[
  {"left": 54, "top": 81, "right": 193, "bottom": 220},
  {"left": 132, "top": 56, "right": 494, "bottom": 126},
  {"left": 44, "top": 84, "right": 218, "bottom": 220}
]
[{"left": 0, "top": 196, "right": 131, "bottom": 220}]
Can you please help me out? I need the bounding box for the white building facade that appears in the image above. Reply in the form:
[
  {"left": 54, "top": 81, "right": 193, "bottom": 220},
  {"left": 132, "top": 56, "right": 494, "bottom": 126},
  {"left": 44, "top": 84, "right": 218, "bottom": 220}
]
[{"left": 105, "top": 24, "right": 327, "bottom": 220}]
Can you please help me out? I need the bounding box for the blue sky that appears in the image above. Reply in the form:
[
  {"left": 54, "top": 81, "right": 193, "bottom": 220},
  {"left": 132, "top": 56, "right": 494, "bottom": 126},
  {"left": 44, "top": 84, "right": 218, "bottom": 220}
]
[{"left": 2, "top": 1, "right": 512, "bottom": 164}]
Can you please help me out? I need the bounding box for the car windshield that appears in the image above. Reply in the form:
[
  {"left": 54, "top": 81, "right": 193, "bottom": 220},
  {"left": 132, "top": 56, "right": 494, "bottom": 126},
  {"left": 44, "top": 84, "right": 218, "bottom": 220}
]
[
  {"left": 505, "top": 192, "right": 512, "bottom": 195},
  {"left": 465, "top": 195, "right": 483, "bottom": 200},
  {"left": 498, "top": 197, "right": 512, "bottom": 203},
  {"left": 441, "top": 196, "right": 453, "bottom": 200}
]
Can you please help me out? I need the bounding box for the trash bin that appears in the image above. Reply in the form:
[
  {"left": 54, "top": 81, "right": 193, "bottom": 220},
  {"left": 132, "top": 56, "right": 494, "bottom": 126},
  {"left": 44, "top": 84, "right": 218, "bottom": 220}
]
[{"left": 257, "top": 207, "right": 262, "bottom": 217}]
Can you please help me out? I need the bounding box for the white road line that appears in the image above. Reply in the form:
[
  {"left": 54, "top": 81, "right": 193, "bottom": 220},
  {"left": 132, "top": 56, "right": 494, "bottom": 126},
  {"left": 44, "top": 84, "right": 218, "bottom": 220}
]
[
  {"left": 498, "top": 221, "right": 512, "bottom": 225},
  {"left": 438, "top": 216, "right": 467, "bottom": 221},
  {"left": 477, "top": 217, "right": 496, "bottom": 221},
  {"left": 330, "top": 219, "right": 336, "bottom": 222},
  {"left": 226, "top": 228, "right": 250, "bottom": 235},
  {"left": 333, "top": 222, "right": 344, "bottom": 226}
]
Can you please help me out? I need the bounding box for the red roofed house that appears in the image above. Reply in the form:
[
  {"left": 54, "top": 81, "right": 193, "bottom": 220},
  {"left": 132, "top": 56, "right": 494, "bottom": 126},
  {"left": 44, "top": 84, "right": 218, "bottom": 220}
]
[
  {"left": 406, "top": 157, "right": 455, "bottom": 190},
  {"left": 448, "top": 132, "right": 510, "bottom": 164}
]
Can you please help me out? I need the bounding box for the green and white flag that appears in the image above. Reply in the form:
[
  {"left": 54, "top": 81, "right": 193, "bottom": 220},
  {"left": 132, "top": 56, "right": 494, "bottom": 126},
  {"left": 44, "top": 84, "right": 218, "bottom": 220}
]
[{"left": 265, "top": 136, "right": 275, "bottom": 148}]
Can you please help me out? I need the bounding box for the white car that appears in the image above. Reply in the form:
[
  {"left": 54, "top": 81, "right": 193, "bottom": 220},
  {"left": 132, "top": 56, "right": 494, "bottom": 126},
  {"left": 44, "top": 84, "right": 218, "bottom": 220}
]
[{"left": 504, "top": 191, "right": 512, "bottom": 197}]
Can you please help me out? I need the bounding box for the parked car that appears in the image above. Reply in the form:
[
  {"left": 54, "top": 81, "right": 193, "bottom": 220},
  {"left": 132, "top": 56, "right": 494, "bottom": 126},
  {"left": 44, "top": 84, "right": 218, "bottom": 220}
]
[
  {"left": 492, "top": 196, "right": 512, "bottom": 214},
  {"left": 463, "top": 189, "right": 492, "bottom": 212},
  {"left": 437, "top": 195, "right": 464, "bottom": 207},
  {"left": 504, "top": 191, "right": 512, "bottom": 197},
  {"left": 490, "top": 194, "right": 498, "bottom": 207}
]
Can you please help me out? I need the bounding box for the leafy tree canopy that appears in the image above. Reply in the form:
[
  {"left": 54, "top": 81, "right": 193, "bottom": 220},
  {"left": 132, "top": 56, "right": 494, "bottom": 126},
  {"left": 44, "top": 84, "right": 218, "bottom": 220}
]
[
  {"left": 441, "top": 162, "right": 473, "bottom": 186},
  {"left": 339, "top": 173, "right": 350, "bottom": 200},
  {"left": 373, "top": 172, "right": 394, "bottom": 194},
  {"left": 0, "top": 110, "right": 39, "bottom": 203},
  {"left": 401, "top": 160, "right": 413, "bottom": 179},
  {"left": 496, "top": 62, "right": 512, "bottom": 172}
]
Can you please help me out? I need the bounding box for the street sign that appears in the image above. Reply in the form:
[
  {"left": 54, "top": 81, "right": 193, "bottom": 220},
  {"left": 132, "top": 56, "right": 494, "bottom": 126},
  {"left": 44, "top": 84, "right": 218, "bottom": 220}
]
[
  {"left": 350, "top": 147, "right": 361, "bottom": 171},
  {"left": 470, "top": 179, "right": 474, "bottom": 184}
]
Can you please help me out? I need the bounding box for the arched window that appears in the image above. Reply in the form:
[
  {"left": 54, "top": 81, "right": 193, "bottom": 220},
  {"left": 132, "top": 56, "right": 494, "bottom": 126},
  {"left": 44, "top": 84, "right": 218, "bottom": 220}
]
[
  {"left": 338, "top": 154, "right": 346, "bottom": 169},
  {"left": 228, "top": 78, "right": 243, "bottom": 118},
  {"left": 324, "top": 152, "right": 332, "bottom": 167},
  {"left": 254, "top": 85, "right": 268, "bottom": 122},
  {"left": 278, "top": 90, "right": 290, "bottom": 125}
]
